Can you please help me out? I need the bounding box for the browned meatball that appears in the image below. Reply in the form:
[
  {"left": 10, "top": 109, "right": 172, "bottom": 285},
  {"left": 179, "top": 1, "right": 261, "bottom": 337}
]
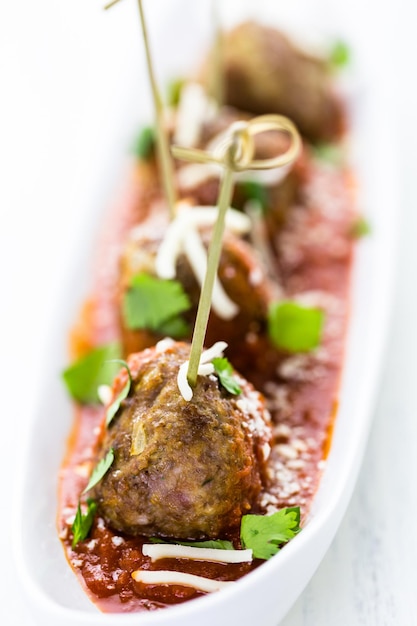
[
  {"left": 118, "top": 225, "right": 276, "bottom": 384},
  {"left": 91, "top": 342, "right": 272, "bottom": 539},
  {"left": 205, "top": 21, "right": 345, "bottom": 143}
]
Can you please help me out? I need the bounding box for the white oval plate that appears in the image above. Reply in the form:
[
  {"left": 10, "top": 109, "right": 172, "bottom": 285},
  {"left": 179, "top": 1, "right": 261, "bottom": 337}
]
[{"left": 13, "top": 2, "right": 398, "bottom": 625}]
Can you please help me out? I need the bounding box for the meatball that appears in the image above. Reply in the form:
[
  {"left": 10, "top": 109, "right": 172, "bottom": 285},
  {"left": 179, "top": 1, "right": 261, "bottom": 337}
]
[
  {"left": 204, "top": 21, "right": 345, "bottom": 144},
  {"left": 177, "top": 104, "right": 304, "bottom": 216},
  {"left": 91, "top": 341, "right": 272, "bottom": 540},
  {"left": 119, "top": 223, "right": 276, "bottom": 384}
]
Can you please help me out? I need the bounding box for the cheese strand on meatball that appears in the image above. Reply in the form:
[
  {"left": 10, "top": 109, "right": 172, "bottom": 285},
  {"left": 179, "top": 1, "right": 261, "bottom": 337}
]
[
  {"left": 155, "top": 204, "right": 251, "bottom": 319},
  {"left": 177, "top": 341, "right": 227, "bottom": 401}
]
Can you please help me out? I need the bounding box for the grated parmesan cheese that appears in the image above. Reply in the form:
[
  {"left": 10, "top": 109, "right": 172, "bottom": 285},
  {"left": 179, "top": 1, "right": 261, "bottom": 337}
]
[
  {"left": 261, "top": 442, "right": 271, "bottom": 461},
  {"left": 173, "top": 82, "right": 217, "bottom": 148},
  {"left": 182, "top": 225, "right": 239, "bottom": 319},
  {"left": 111, "top": 536, "right": 125, "bottom": 547},
  {"left": 155, "top": 204, "right": 250, "bottom": 279},
  {"left": 142, "top": 543, "right": 252, "bottom": 564},
  {"left": 276, "top": 443, "right": 299, "bottom": 460},
  {"left": 155, "top": 337, "right": 176, "bottom": 353},
  {"left": 132, "top": 569, "right": 234, "bottom": 593}
]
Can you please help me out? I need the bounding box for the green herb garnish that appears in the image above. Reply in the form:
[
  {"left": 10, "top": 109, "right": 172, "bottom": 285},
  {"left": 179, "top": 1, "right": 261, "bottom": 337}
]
[
  {"left": 150, "top": 537, "right": 235, "bottom": 550},
  {"left": 240, "top": 507, "right": 301, "bottom": 560},
  {"left": 123, "top": 273, "right": 191, "bottom": 336},
  {"left": 329, "top": 39, "right": 350, "bottom": 69},
  {"left": 133, "top": 125, "right": 156, "bottom": 160},
  {"left": 82, "top": 448, "right": 114, "bottom": 494},
  {"left": 268, "top": 301, "right": 324, "bottom": 353},
  {"left": 62, "top": 342, "right": 121, "bottom": 404},
  {"left": 166, "top": 77, "right": 185, "bottom": 107},
  {"left": 105, "top": 360, "right": 133, "bottom": 426},
  {"left": 158, "top": 316, "right": 190, "bottom": 338},
  {"left": 212, "top": 357, "right": 242, "bottom": 395},
  {"left": 350, "top": 216, "right": 371, "bottom": 238},
  {"left": 312, "top": 143, "right": 344, "bottom": 166},
  {"left": 241, "top": 180, "right": 269, "bottom": 213},
  {"left": 71, "top": 498, "right": 97, "bottom": 548}
]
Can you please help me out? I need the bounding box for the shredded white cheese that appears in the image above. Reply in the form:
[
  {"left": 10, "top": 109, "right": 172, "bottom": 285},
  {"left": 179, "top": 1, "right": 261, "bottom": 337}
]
[
  {"left": 182, "top": 225, "right": 239, "bottom": 319},
  {"left": 155, "top": 337, "right": 176, "bottom": 353},
  {"left": 199, "top": 341, "right": 228, "bottom": 363},
  {"left": 155, "top": 205, "right": 250, "bottom": 319},
  {"left": 111, "top": 536, "right": 125, "bottom": 547},
  {"left": 173, "top": 82, "right": 217, "bottom": 148},
  {"left": 142, "top": 543, "right": 253, "bottom": 564},
  {"left": 156, "top": 204, "right": 251, "bottom": 278},
  {"left": 131, "top": 569, "right": 234, "bottom": 592},
  {"left": 187, "top": 206, "right": 251, "bottom": 233},
  {"left": 177, "top": 341, "right": 227, "bottom": 401},
  {"left": 155, "top": 204, "right": 188, "bottom": 280},
  {"left": 261, "top": 442, "right": 272, "bottom": 461}
]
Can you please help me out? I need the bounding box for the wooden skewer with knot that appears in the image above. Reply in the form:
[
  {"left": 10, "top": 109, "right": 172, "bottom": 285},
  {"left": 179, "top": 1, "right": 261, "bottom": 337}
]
[{"left": 171, "top": 114, "right": 301, "bottom": 389}]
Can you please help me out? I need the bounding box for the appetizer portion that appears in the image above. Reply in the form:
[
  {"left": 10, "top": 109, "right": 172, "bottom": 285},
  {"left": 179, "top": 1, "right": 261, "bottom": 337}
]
[
  {"left": 58, "top": 10, "right": 360, "bottom": 614},
  {"left": 91, "top": 341, "right": 271, "bottom": 540},
  {"left": 118, "top": 207, "right": 275, "bottom": 376},
  {"left": 207, "top": 20, "right": 345, "bottom": 142}
]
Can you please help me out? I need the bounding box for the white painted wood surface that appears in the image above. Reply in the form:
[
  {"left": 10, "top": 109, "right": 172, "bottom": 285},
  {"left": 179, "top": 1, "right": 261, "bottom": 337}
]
[{"left": 1, "top": 1, "right": 416, "bottom": 624}]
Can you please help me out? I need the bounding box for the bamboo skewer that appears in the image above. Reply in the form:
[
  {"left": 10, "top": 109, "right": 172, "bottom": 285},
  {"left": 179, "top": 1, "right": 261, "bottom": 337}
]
[
  {"left": 172, "top": 116, "right": 301, "bottom": 388},
  {"left": 105, "top": 0, "right": 177, "bottom": 218}
]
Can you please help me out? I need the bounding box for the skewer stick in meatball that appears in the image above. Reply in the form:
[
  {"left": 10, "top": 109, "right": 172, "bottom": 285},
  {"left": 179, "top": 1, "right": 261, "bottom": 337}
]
[{"left": 172, "top": 114, "right": 301, "bottom": 388}]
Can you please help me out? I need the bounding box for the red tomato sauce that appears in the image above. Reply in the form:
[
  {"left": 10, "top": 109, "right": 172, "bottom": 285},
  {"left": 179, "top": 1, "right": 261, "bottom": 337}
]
[{"left": 58, "top": 151, "right": 356, "bottom": 612}]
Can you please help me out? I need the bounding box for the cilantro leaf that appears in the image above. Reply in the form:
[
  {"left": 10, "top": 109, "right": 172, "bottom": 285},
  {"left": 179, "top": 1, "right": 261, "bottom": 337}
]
[
  {"left": 133, "top": 125, "right": 156, "bottom": 160},
  {"left": 268, "top": 301, "right": 324, "bottom": 353},
  {"left": 312, "top": 143, "right": 344, "bottom": 166},
  {"left": 350, "top": 216, "right": 371, "bottom": 238},
  {"left": 150, "top": 537, "right": 235, "bottom": 550},
  {"left": 62, "top": 343, "right": 121, "bottom": 404},
  {"left": 82, "top": 448, "right": 114, "bottom": 494},
  {"left": 105, "top": 359, "right": 132, "bottom": 426},
  {"left": 241, "top": 180, "right": 269, "bottom": 213},
  {"left": 329, "top": 39, "right": 350, "bottom": 69},
  {"left": 150, "top": 508, "right": 302, "bottom": 559},
  {"left": 71, "top": 498, "right": 97, "bottom": 548},
  {"left": 240, "top": 507, "right": 301, "bottom": 560},
  {"left": 212, "top": 357, "right": 242, "bottom": 395},
  {"left": 123, "top": 273, "right": 191, "bottom": 336},
  {"left": 166, "top": 77, "right": 185, "bottom": 107}
]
